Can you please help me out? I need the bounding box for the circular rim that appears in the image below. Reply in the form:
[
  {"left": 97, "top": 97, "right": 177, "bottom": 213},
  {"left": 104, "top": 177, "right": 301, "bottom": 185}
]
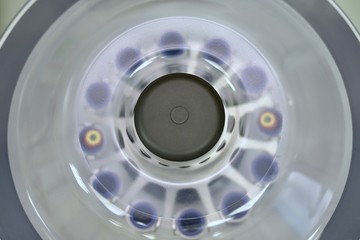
[
  {"left": 283, "top": 1, "right": 360, "bottom": 239},
  {"left": 0, "top": 0, "right": 359, "bottom": 239},
  {"left": 0, "top": 0, "right": 78, "bottom": 239}
]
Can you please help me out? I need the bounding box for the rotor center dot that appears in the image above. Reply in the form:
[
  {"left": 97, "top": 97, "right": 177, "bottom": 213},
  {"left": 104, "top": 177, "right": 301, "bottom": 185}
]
[{"left": 170, "top": 106, "right": 189, "bottom": 125}]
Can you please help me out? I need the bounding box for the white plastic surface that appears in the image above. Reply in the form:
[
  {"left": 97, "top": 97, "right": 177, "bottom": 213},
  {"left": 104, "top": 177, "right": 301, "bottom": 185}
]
[{"left": 6, "top": 0, "right": 353, "bottom": 239}]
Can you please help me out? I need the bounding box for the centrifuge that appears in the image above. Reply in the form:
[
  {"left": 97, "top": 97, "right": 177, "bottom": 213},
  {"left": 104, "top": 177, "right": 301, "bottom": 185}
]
[{"left": 0, "top": 0, "right": 359, "bottom": 239}]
